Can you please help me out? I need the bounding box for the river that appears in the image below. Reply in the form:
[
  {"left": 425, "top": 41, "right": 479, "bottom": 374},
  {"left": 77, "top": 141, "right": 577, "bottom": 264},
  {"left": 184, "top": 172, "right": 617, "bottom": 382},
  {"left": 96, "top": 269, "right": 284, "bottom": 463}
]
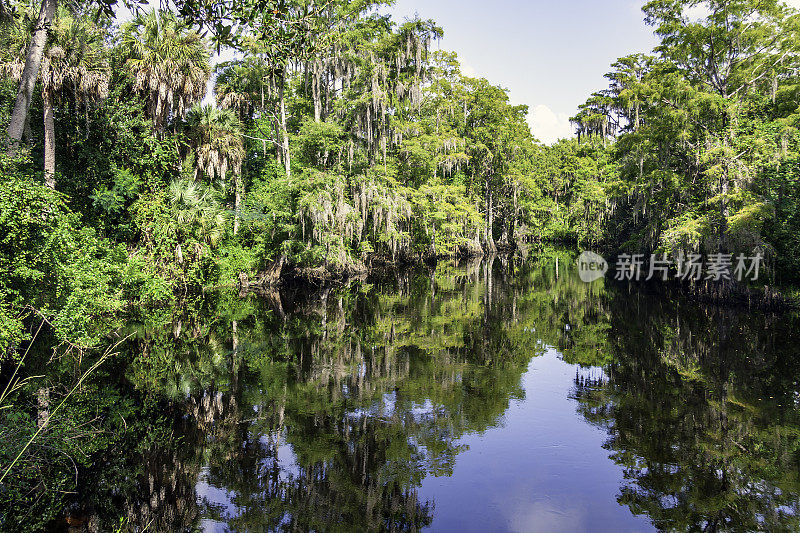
[{"left": 51, "top": 252, "right": 800, "bottom": 532}]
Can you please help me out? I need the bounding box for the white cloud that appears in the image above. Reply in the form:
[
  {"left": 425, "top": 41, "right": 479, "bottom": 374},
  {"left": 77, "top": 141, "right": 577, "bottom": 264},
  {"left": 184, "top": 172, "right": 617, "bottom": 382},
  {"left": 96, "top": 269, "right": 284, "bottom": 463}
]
[
  {"left": 684, "top": 4, "right": 712, "bottom": 20},
  {"left": 528, "top": 104, "right": 573, "bottom": 145},
  {"left": 459, "top": 59, "right": 477, "bottom": 78},
  {"left": 507, "top": 499, "right": 587, "bottom": 533},
  {"left": 783, "top": 0, "right": 800, "bottom": 9}
]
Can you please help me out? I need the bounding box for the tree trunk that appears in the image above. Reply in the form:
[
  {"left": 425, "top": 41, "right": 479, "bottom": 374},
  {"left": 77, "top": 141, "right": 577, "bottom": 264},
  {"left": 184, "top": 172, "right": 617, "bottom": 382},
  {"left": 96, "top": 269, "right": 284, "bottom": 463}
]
[
  {"left": 499, "top": 219, "right": 509, "bottom": 245},
  {"left": 484, "top": 179, "right": 496, "bottom": 253},
  {"left": 233, "top": 176, "right": 242, "bottom": 236},
  {"left": 6, "top": 0, "right": 56, "bottom": 148},
  {"left": 273, "top": 118, "right": 282, "bottom": 167},
  {"left": 313, "top": 66, "right": 321, "bottom": 122},
  {"left": 43, "top": 90, "right": 55, "bottom": 188},
  {"left": 23, "top": 112, "right": 32, "bottom": 145},
  {"left": 512, "top": 184, "right": 518, "bottom": 242},
  {"left": 279, "top": 78, "right": 291, "bottom": 177}
]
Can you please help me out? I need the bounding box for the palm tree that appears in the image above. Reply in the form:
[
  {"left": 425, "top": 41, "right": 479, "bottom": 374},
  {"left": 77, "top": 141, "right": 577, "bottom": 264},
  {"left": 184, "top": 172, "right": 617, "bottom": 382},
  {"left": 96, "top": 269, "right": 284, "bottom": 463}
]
[
  {"left": 0, "top": 6, "right": 37, "bottom": 143},
  {"left": 214, "top": 59, "right": 259, "bottom": 122},
  {"left": 214, "top": 55, "right": 282, "bottom": 159},
  {"left": 186, "top": 104, "right": 245, "bottom": 234},
  {"left": 1, "top": 5, "right": 109, "bottom": 187},
  {"left": 215, "top": 39, "right": 291, "bottom": 177},
  {"left": 168, "top": 177, "right": 226, "bottom": 263},
  {"left": 41, "top": 8, "right": 109, "bottom": 187},
  {"left": 120, "top": 10, "right": 210, "bottom": 132},
  {"left": 4, "top": 0, "right": 56, "bottom": 149}
]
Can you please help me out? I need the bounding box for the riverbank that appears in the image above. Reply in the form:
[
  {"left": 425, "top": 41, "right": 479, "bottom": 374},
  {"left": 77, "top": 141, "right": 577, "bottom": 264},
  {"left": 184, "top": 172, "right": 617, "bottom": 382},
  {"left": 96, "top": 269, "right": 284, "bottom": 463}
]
[{"left": 237, "top": 246, "right": 800, "bottom": 313}]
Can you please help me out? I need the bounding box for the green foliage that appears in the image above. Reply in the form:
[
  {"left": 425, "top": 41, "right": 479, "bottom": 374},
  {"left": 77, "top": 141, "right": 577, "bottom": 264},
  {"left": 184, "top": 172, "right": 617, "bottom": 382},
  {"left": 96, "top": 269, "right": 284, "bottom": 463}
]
[
  {"left": 560, "top": 0, "right": 800, "bottom": 281},
  {"left": 215, "top": 242, "right": 257, "bottom": 284},
  {"left": 527, "top": 138, "right": 616, "bottom": 245},
  {"left": 0, "top": 153, "right": 125, "bottom": 350}
]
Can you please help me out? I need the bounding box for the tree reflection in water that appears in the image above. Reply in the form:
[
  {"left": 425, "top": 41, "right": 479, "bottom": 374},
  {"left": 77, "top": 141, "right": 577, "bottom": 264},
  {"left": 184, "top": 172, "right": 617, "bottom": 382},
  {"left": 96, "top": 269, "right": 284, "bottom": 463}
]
[
  {"left": 572, "top": 292, "right": 800, "bottom": 532},
  {"left": 54, "top": 252, "right": 800, "bottom": 532}
]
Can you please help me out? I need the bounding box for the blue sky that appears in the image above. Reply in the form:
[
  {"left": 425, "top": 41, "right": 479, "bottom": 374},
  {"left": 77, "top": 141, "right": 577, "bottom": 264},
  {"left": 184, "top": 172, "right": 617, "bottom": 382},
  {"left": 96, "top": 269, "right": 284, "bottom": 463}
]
[
  {"left": 385, "top": 0, "right": 658, "bottom": 144},
  {"left": 385, "top": 0, "right": 800, "bottom": 144}
]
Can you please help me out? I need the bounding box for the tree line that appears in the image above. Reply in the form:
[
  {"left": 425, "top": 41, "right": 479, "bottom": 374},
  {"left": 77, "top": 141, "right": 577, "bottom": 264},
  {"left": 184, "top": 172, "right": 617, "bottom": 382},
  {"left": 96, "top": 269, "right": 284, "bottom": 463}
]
[
  {"left": 0, "top": 0, "right": 549, "bottom": 355},
  {"left": 1, "top": 0, "right": 800, "bottom": 379},
  {"left": 569, "top": 0, "right": 800, "bottom": 283}
]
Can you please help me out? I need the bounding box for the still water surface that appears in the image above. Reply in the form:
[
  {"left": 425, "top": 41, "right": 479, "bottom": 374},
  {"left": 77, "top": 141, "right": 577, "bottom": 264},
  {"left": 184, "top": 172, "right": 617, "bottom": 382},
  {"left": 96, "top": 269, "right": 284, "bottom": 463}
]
[{"left": 68, "top": 253, "right": 800, "bottom": 531}]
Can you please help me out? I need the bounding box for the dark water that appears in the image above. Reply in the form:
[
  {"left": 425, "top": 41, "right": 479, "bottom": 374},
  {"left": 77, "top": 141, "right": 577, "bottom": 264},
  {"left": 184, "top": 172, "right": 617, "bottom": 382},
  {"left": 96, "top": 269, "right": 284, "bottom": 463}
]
[{"left": 60, "top": 253, "right": 800, "bottom": 532}]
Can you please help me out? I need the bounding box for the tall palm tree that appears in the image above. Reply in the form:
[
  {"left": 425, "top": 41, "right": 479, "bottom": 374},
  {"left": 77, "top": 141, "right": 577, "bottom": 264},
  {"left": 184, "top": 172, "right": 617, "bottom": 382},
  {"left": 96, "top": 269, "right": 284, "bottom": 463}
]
[
  {"left": 186, "top": 104, "right": 245, "bottom": 235},
  {"left": 3, "top": 0, "right": 56, "bottom": 149},
  {"left": 0, "top": 5, "right": 37, "bottom": 142},
  {"left": 120, "top": 10, "right": 210, "bottom": 132},
  {"left": 1, "top": 5, "right": 109, "bottom": 187},
  {"left": 41, "top": 8, "right": 109, "bottom": 187}
]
